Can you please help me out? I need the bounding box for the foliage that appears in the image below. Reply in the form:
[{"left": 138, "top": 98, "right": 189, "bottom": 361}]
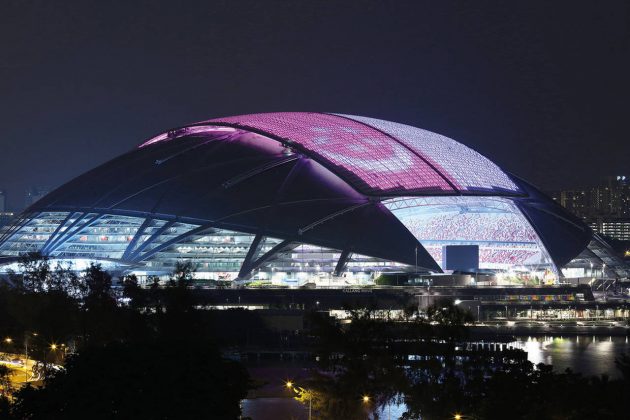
[
  {"left": 374, "top": 274, "right": 406, "bottom": 286},
  {"left": 301, "top": 300, "right": 630, "bottom": 420},
  {"left": 10, "top": 339, "right": 249, "bottom": 419},
  {"left": 0, "top": 255, "right": 250, "bottom": 419},
  {"left": 3, "top": 256, "right": 630, "bottom": 419},
  {"left": 170, "top": 260, "right": 196, "bottom": 286},
  {"left": 303, "top": 307, "right": 423, "bottom": 418},
  {"left": 0, "top": 256, "right": 252, "bottom": 418},
  {"left": 0, "top": 366, "right": 11, "bottom": 398},
  {"left": 470, "top": 363, "right": 630, "bottom": 420}
]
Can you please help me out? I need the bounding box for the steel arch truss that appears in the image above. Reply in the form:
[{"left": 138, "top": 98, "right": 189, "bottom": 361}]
[{"left": 0, "top": 211, "right": 408, "bottom": 280}]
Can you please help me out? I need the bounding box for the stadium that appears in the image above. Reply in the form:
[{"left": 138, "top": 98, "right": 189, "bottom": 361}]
[{"left": 0, "top": 112, "right": 622, "bottom": 286}]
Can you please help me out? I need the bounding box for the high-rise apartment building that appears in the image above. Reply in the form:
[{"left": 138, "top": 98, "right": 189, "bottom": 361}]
[
  {"left": 553, "top": 176, "right": 630, "bottom": 242},
  {"left": 554, "top": 176, "right": 629, "bottom": 219}
]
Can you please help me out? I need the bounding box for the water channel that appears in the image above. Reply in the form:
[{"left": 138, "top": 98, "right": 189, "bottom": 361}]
[{"left": 511, "top": 334, "right": 630, "bottom": 378}]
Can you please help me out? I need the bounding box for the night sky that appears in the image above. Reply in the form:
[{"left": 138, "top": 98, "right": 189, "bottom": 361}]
[{"left": 1, "top": 1, "right": 628, "bottom": 210}]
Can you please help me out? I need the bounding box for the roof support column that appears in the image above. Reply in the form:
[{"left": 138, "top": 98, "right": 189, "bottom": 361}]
[
  {"left": 238, "top": 234, "right": 264, "bottom": 279},
  {"left": 334, "top": 249, "right": 351, "bottom": 276}
]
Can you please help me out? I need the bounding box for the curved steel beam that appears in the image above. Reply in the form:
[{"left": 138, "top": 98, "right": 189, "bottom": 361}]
[
  {"left": 45, "top": 213, "right": 103, "bottom": 255},
  {"left": 334, "top": 249, "right": 351, "bottom": 276},
  {"left": 298, "top": 202, "right": 370, "bottom": 235},
  {"left": 222, "top": 155, "right": 299, "bottom": 189},
  {"left": 129, "top": 224, "right": 216, "bottom": 263},
  {"left": 237, "top": 234, "right": 264, "bottom": 279},
  {"left": 238, "top": 239, "right": 298, "bottom": 279}
]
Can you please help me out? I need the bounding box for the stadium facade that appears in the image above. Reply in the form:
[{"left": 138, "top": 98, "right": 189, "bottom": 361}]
[{"left": 0, "top": 112, "right": 611, "bottom": 285}]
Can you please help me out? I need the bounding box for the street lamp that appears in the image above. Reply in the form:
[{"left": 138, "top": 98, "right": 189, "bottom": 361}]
[
  {"left": 286, "top": 381, "right": 312, "bottom": 420},
  {"left": 22, "top": 331, "right": 39, "bottom": 383},
  {"left": 4, "top": 337, "right": 12, "bottom": 344},
  {"left": 362, "top": 395, "right": 370, "bottom": 403}
]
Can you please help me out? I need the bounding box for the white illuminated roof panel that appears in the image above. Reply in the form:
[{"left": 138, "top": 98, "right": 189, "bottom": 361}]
[{"left": 340, "top": 114, "right": 520, "bottom": 194}]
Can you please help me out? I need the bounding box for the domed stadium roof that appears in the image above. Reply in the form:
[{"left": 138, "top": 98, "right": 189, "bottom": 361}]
[
  {"left": 0, "top": 113, "right": 592, "bottom": 282},
  {"left": 142, "top": 113, "right": 521, "bottom": 196}
]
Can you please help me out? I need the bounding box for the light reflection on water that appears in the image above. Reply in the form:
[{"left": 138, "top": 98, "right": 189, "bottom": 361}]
[
  {"left": 511, "top": 335, "right": 630, "bottom": 378},
  {"left": 243, "top": 336, "right": 630, "bottom": 419}
]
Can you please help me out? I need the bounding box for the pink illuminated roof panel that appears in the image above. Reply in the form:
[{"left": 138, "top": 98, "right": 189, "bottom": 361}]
[
  {"left": 339, "top": 114, "right": 520, "bottom": 194},
  {"left": 138, "top": 112, "right": 520, "bottom": 196},
  {"left": 206, "top": 113, "right": 453, "bottom": 195}
]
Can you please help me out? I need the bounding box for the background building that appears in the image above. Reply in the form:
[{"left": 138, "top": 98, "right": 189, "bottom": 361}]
[
  {"left": 0, "top": 113, "right": 607, "bottom": 285},
  {"left": 0, "top": 190, "right": 14, "bottom": 229},
  {"left": 551, "top": 176, "right": 630, "bottom": 245},
  {"left": 24, "top": 186, "right": 51, "bottom": 209},
  {"left": 552, "top": 176, "right": 630, "bottom": 219},
  {"left": 0, "top": 212, "right": 14, "bottom": 229},
  {"left": 588, "top": 219, "right": 630, "bottom": 242}
]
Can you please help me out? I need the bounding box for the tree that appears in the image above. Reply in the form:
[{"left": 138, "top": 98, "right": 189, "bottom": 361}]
[
  {"left": 170, "top": 260, "right": 196, "bottom": 286},
  {"left": 121, "top": 274, "right": 145, "bottom": 310},
  {"left": 426, "top": 298, "right": 472, "bottom": 325},
  {"left": 11, "top": 340, "right": 250, "bottom": 419},
  {"left": 0, "top": 395, "right": 9, "bottom": 420},
  {"left": 80, "top": 264, "right": 120, "bottom": 346},
  {"left": 49, "top": 261, "right": 85, "bottom": 299},
  {"left": 152, "top": 262, "right": 203, "bottom": 340},
  {"left": 301, "top": 301, "right": 482, "bottom": 419},
  {"left": 83, "top": 263, "right": 113, "bottom": 304},
  {"left": 164, "top": 261, "right": 196, "bottom": 311},
  {"left": 7, "top": 253, "right": 51, "bottom": 293},
  {"left": 0, "top": 366, "right": 11, "bottom": 398},
  {"left": 302, "top": 309, "right": 411, "bottom": 419}
]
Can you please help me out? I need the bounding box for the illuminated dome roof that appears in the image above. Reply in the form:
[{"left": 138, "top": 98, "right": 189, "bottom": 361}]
[
  {"left": 142, "top": 112, "right": 520, "bottom": 196},
  {"left": 0, "top": 113, "right": 592, "bottom": 280}
]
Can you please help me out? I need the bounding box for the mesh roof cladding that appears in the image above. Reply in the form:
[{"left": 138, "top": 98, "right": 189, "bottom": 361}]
[{"left": 140, "top": 112, "right": 521, "bottom": 197}]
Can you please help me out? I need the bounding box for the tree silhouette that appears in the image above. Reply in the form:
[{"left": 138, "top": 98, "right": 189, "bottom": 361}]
[
  {"left": 10, "top": 339, "right": 250, "bottom": 419},
  {"left": 0, "top": 366, "right": 12, "bottom": 398}
]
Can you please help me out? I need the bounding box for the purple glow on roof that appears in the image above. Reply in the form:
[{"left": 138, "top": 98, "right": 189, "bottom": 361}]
[
  {"left": 339, "top": 115, "right": 520, "bottom": 193},
  {"left": 141, "top": 133, "right": 168, "bottom": 147},
  {"left": 139, "top": 126, "right": 237, "bottom": 148},
  {"left": 139, "top": 112, "right": 520, "bottom": 196},
  {"left": 207, "top": 113, "right": 453, "bottom": 194}
]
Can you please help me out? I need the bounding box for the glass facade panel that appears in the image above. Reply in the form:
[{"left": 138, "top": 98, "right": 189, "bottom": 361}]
[
  {"left": 346, "top": 253, "right": 405, "bottom": 272},
  {"left": 263, "top": 243, "right": 341, "bottom": 273},
  {"left": 385, "top": 197, "right": 554, "bottom": 270},
  {"left": 142, "top": 228, "right": 259, "bottom": 279},
  {"left": 51, "top": 214, "right": 146, "bottom": 260},
  {"left": 0, "top": 212, "right": 69, "bottom": 255},
  {"left": 132, "top": 222, "right": 200, "bottom": 259}
]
